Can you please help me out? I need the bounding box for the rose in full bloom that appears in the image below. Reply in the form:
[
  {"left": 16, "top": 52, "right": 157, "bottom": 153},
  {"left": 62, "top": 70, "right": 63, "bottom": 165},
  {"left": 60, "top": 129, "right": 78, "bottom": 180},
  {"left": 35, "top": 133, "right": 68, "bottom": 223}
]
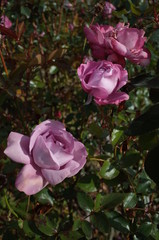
[
  {"left": 103, "top": 1, "right": 116, "bottom": 18},
  {"left": 4, "top": 120, "right": 87, "bottom": 195},
  {"left": 1, "top": 15, "right": 12, "bottom": 28},
  {"left": 84, "top": 22, "right": 151, "bottom": 66},
  {"left": 77, "top": 60, "right": 129, "bottom": 105},
  {"left": 109, "top": 22, "right": 151, "bottom": 66}
]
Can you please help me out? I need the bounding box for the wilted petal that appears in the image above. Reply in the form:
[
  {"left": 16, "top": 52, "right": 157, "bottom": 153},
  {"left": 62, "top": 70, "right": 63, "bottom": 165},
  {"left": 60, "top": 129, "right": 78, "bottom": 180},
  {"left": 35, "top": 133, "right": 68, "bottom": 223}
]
[
  {"left": 15, "top": 164, "right": 48, "bottom": 195},
  {"left": 4, "top": 132, "right": 31, "bottom": 164}
]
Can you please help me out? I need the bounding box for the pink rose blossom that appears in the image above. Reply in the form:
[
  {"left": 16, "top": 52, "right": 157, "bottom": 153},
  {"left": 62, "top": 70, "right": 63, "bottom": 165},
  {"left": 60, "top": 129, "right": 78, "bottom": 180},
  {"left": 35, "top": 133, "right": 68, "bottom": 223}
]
[
  {"left": 4, "top": 120, "right": 87, "bottom": 195},
  {"left": 84, "top": 24, "right": 113, "bottom": 59},
  {"left": 78, "top": 60, "right": 129, "bottom": 105},
  {"left": 1, "top": 15, "right": 12, "bottom": 28},
  {"left": 103, "top": 2, "right": 116, "bottom": 18},
  {"left": 84, "top": 22, "right": 151, "bottom": 66}
]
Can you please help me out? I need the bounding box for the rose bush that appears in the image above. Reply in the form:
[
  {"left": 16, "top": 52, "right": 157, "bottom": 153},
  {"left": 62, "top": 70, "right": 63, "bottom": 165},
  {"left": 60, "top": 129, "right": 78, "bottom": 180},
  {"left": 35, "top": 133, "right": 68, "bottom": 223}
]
[
  {"left": 84, "top": 22, "right": 150, "bottom": 66},
  {"left": 4, "top": 120, "right": 87, "bottom": 195},
  {"left": 78, "top": 60, "right": 129, "bottom": 105}
]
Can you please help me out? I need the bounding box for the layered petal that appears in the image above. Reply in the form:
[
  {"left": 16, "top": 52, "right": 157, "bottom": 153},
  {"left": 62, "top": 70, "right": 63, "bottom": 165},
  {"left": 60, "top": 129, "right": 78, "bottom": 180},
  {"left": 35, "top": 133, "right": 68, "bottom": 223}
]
[
  {"left": 33, "top": 135, "right": 60, "bottom": 169},
  {"left": 68, "top": 140, "right": 87, "bottom": 177},
  {"left": 110, "top": 38, "right": 127, "bottom": 56},
  {"left": 95, "top": 91, "right": 129, "bottom": 105},
  {"left": 117, "top": 29, "right": 144, "bottom": 50},
  {"left": 30, "top": 120, "right": 65, "bottom": 152},
  {"left": 4, "top": 132, "right": 31, "bottom": 164},
  {"left": 41, "top": 160, "right": 80, "bottom": 185},
  {"left": 15, "top": 164, "right": 48, "bottom": 195}
]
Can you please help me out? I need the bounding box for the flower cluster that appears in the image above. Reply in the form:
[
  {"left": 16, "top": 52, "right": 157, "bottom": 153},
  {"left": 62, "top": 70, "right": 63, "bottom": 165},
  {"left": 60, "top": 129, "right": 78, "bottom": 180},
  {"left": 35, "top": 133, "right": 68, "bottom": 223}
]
[
  {"left": 3, "top": 3, "right": 151, "bottom": 196},
  {"left": 78, "top": 18, "right": 150, "bottom": 105},
  {"left": 84, "top": 22, "right": 150, "bottom": 67}
]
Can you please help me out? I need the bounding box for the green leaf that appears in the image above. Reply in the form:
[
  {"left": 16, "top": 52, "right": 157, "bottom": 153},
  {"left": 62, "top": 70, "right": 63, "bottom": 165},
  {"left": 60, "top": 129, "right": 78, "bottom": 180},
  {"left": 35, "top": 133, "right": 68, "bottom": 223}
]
[
  {"left": 106, "top": 211, "right": 130, "bottom": 233},
  {"left": 91, "top": 212, "right": 110, "bottom": 234},
  {"left": 136, "top": 171, "right": 152, "bottom": 194},
  {"left": 126, "top": 104, "right": 159, "bottom": 136},
  {"left": 150, "top": 225, "right": 159, "bottom": 240},
  {"left": 34, "top": 188, "right": 54, "bottom": 205},
  {"left": 89, "top": 123, "right": 108, "bottom": 138},
  {"left": 76, "top": 174, "right": 100, "bottom": 193},
  {"left": 20, "top": 6, "right": 31, "bottom": 18},
  {"left": 144, "top": 144, "right": 159, "bottom": 186},
  {"left": 94, "top": 193, "right": 102, "bottom": 211},
  {"left": 98, "top": 193, "right": 127, "bottom": 210},
  {"left": 60, "top": 231, "right": 83, "bottom": 240},
  {"left": 9, "top": 63, "right": 27, "bottom": 82},
  {"left": 72, "top": 219, "right": 81, "bottom": 231},
  {"left": 128, "top": 0, "right": 141, "bottom": 16},
  {"left": 23, "top": 220, "right": 41, "bottom": 238},
  {"left": 150, "top": 29, "right": 159, "bottom": 43},
  {"left": 123, "top": 193, "right": 137, "bottom": 209},
  {"left": 100, "top": 160, "right": 119, "bottom": 180},
  {"left": 119, "top": 151, "right": 141, "bottom": 168},
  {"left": 81, "top": 221, "right": 92, "bottom": 239},
  {"left": 35, "top": 215, "right": 57, "bottom": 236},
  {"left": 77, "top": 192, "right": 94, "bottom": 212},
  {"left": 112, "top": 129, "right": 124, "bottom": 146},
  {"left": 138, "top": 222, "right": 153, "bottom": 237}
]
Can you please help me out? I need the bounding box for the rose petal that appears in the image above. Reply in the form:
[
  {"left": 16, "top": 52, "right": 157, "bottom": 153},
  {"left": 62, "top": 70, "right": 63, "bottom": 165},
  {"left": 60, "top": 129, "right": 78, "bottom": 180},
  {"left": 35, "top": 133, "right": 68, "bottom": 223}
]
[
  {"left": 30, "top": 120, "right": 65, "bottom": 152},
  {"left": 15, "top": 164, "right": 48, "bottom": 195},
  {"left": 33, "top": 135, "right": 60, "bottom": 170},
  {"left": 4, "top": 132, "right": 31, "bottom": 164},
  {"left": 117, "top": 29, "right": 143, "bottom": 50},
  {"left": 67, "top": 140, "right": 87, "bottom": 177},
  {"left": 95, "top": 91, "right": 129, "bottom": 105},
  {"left": 84, "top": 26, "right": 104, "bottom": 45},
  {"left": 53, "top": 129, "right": 74, "bottom": 153},
  {"left": 41, "top": 160, "right": 80, "bottom": 185},
  {"left": 110, "top": 38, "right": 127, "bottom": 56}
]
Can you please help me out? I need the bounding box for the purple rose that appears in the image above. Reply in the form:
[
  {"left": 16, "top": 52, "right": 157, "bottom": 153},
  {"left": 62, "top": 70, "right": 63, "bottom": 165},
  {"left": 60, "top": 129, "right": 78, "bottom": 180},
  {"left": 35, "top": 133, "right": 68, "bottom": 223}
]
[
  {"left": 4, "top": 120, "right": 87, "bottom": 195},
  {"left": 103, "top": 2, "right": 116, "bottom": 18},
  {"left": 84, "top": 22, "right": 151, "bottom": 66},
  {"left": 84, "top": 24, "right": 113, "bottom": 59},
  {"left": 77, "top": 60, "right": 129, "bottom": 105},
  {"left": 110, "top": 23, "right": 151, "bottom": 66},
  {"left": 1, "top": 15, "right": 12, "bottom": 28}
]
